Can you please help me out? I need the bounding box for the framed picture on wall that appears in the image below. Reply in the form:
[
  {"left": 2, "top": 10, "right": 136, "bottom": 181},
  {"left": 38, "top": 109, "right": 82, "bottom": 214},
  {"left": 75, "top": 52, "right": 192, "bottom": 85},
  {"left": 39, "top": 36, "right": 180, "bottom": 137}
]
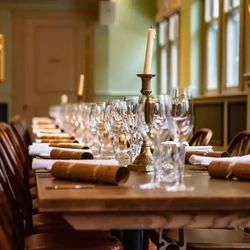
[{"left": 0, "top": 33, "right": 4, "bottom": 82}]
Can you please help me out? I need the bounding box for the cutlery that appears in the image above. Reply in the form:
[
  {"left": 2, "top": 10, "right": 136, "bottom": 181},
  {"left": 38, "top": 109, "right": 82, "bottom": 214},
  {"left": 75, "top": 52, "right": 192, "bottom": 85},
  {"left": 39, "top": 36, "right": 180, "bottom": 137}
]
[{"left": 45, "top": 185, "right": 130, "bottom": 190}]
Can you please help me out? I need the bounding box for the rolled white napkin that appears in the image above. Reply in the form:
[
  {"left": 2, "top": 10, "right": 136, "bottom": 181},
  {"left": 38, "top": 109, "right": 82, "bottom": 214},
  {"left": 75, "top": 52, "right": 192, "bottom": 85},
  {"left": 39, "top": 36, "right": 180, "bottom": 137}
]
[
  {"left": 28, "top": 145, "right": 92, "bottom": 156},
  {"left": 189, "top": 154, "right": 250, "bottom": 166},
  {"left": 32, "top": 158, "right": 119, "bottom": 170},
  {"left": 185, "top": 146, "right": 213, "bottom": 152},
  {"left": 162, "top": 142, "right": 213, "bottom": 152}
]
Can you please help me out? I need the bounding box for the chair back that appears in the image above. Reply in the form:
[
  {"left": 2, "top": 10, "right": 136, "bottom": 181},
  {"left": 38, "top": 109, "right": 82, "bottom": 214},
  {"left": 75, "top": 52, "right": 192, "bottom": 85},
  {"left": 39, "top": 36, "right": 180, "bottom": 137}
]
[
  {"left": 0, "top": 140, "right": 33, "bottom": 233},
  {"left": 189, "top": 128, "right": 213, "bottom": 146},
  {"left": 0, "top": 122, "right": 26, "bottom": 165},
  {"left": 227, "top": 130, "right": 250, "bottom": 156},
  {"left": 0, "top": 123, "right": 31, "bottom": 181},
  {"left": 9, "top": 115, "right": 32, "bottom": 149},
  {"left": 0, "top": 160, "right": 25, "bottom": 249}
]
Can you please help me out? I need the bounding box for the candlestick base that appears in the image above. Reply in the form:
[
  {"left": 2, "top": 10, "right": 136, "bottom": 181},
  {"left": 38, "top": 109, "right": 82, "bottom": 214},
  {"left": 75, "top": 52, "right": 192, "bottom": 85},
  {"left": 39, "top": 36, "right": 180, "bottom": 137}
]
[
  {"left": 127, "top": 73, "right": 155, "bottom": 172},
  {"left": 127, "top": 141, "right": 154, "bottom": 172}
]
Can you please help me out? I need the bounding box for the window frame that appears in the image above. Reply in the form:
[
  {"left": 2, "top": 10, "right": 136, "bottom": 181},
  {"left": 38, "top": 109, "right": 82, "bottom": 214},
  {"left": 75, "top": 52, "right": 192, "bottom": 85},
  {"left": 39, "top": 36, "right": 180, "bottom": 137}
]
[
  {"left": 204, "top": 1, "right": 219, "bottom": 95},
  {"left": 203, "top": 0, "right": 245, "bottom": 97},
  {"left": 158, "top": 12, "right": 180, "bottom": 93}
]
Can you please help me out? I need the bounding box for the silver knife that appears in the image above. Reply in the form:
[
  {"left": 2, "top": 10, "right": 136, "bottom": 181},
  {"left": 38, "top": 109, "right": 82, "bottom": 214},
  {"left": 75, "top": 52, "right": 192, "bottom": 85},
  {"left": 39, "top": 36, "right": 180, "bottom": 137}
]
[{"left": 45, "top": 185, "right": 130, "bottom": 190}]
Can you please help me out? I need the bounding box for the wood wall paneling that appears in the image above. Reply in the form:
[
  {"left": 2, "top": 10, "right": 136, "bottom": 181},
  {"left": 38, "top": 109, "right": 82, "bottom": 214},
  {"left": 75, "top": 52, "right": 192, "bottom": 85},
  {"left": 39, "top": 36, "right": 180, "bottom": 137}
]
[
  {"left": 0, "top": 103, "right": 7, "bottom": 122},
  {"left": 194, "top": 103, "right": 224, "bottom": 146},
  {"left": 227, "top": 101, "right": 247, "bottom": 144}
]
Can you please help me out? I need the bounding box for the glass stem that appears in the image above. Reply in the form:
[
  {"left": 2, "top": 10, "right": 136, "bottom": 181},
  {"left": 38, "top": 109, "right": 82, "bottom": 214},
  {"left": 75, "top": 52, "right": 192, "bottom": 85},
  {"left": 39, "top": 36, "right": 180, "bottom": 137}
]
[
  {"left": 152, "top": 143, "right": 162, "bottom": 187},
  {"left": 113, "top": 135, "right": 119, "bottom": 159},
  {"left": 97, "top": 131, "right": 103, "bottom": 157},
  {"left": 177, "top": 143, "right": 185, "bottom": 187}
]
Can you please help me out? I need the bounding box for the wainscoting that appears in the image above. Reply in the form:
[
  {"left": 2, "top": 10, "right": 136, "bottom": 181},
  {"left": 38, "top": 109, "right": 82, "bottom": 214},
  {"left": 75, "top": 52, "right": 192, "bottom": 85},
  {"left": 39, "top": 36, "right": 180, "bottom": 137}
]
[
  {"left": 193, "top": 93, "right": 247, "bottom": 150},
  {"left": 0, "top": 103, "right": 8, "bottom": 122}
]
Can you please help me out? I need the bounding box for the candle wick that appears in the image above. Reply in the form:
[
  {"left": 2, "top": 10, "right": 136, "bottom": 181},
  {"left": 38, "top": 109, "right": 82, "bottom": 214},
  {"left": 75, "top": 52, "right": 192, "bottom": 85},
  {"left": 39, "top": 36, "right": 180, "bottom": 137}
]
[{"left": 150, "top": 25, "right": 153, "bottom": 29}]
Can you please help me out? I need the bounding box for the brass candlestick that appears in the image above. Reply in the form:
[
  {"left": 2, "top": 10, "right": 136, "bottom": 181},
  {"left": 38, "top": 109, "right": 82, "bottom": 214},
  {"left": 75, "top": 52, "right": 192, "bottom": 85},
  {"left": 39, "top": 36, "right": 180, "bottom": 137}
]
[
  {"left": 77, "top": 94, "right": 83, "bottom": 103},
  {"left": 127, "top": 74, "right": 155, "bottom": 172}
]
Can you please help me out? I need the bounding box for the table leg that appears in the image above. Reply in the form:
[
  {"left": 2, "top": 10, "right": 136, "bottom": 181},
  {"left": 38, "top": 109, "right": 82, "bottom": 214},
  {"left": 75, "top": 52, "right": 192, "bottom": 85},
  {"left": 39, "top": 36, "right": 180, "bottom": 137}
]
[
  {"left": 110, "top": 230, "right": 123, "bottom": 242},
  {"left": 123, "top": 230, "right": 143, "bottom": 250},
  {"left": 143, "top": 230, "right": 150, "bottom": 250}
]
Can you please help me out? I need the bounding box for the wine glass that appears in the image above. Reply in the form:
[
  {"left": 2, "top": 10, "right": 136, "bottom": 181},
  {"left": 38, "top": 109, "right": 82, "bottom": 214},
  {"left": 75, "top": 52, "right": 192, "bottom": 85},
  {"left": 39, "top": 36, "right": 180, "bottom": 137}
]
[
  {"left": 104, "top": 100, "right": 127, "bottom": 160},
  {"left": 122, "top": 96, "right": 140, "bottom": 163},
  {"left": 137, "top": 94, "right": 171, "bottom": 189},
  {"left": 168, "top": 87, "right": 195, "bottom": 191},
  {"left": 89, "top": 102, "right": 106, "bottom": 158}
]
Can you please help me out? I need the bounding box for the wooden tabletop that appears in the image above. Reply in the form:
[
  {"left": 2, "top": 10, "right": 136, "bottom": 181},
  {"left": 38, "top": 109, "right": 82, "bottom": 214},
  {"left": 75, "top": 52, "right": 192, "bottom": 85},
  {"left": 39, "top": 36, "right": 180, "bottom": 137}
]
[{"left": 36, "top": 166, "right": 250, "bottom": 213}]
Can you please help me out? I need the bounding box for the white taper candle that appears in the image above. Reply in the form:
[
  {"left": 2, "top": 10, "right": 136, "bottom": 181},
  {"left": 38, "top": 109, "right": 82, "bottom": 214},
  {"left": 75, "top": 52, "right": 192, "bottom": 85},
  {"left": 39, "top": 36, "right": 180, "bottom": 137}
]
[
  {"left": 77, "top": 74, "right": 84, "bottom": 96},
  {"left": 143, "top": 27, "right": 156, "bottom": 74}
]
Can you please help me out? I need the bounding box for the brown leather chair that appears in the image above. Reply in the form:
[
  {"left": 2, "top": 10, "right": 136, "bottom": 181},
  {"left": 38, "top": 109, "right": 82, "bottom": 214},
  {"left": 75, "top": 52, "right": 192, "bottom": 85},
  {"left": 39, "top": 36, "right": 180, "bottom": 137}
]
[
  {"left": 227, "top": 130, "right": 250, "bottom": 156},
  {"left": 0, "top": 162, "right": 123, "bottom": 250},
  {"left": 0, "top": 121, "right": 124, "bottom": 249},
  {"left": 189, "top": 128, "right": 213, "bottom": 146}
]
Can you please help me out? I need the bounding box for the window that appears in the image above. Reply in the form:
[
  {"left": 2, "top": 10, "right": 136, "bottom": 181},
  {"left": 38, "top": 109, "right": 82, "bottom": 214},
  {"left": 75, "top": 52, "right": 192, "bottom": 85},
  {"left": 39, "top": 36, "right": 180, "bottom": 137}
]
[
  {"left": 205, "top": 0, "right": 219, "bottom": 90},
  {"left": 225, "top": 0, "right": 240, "bottom": 88},
  {"left": 159, "top": 13, "right": 179, "bottom": 93},
  {"left": 204, "top": 0, "right": 242, "bottom": 94}
]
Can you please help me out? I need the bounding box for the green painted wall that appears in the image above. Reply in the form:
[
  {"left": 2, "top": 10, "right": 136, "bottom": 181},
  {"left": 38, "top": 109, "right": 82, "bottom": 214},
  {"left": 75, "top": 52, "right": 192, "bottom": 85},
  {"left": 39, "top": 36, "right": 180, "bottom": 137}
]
[
  {"left": 95, "top": 0, "right": 157, "bottom": 98},
  {"left": 0, "top": 1, "right": 156, "bottom": 116}
]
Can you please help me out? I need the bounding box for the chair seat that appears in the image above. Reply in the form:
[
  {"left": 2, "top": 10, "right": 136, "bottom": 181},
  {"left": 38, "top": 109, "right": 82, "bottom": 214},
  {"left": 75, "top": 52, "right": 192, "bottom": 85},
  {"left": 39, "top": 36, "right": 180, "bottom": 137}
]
[
  {"left": 25, "top": 231, "right": 123, "bottom": 250},
  {"left": 32, "top": 213, "right": 74, "bottom": 234},
  {"left": 166, "top": 229, "right": 250, "bottom": 250}
]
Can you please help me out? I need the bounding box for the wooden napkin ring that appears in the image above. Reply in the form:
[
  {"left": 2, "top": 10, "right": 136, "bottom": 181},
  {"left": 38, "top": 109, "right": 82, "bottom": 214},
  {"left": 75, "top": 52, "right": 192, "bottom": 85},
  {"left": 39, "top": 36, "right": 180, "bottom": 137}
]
[
  {"left": 96, "top": 165, "right": 130, "bottom": 185},
  {"left": 208, "top": 161, "right": 234, "bottom": 179},
  {"left": 50, "top": 162, "right": 130, "bottom": 185},
  {"left": 50, "top": 149, "right": 93, "bottom": 160},
  {"left": 70, "top": 164, "right": 99, "bottom": 182},
  {"left": 49, "top": 143, "right": 84, "bottom": 149},
  {"left": 206, "top": 151, "right": 230, "bottom": 157},
  {"left": 51, "top": 162, "right": 74, "bottom": 179},
  {"left": 233, "top": 162, "right": 250, "bottom": 180},
  {"left": 39, "top": 135, "right": 73, "bottom": 139},
  {"left": 41, "top": 139, "right": 79, "bottom": 143}
]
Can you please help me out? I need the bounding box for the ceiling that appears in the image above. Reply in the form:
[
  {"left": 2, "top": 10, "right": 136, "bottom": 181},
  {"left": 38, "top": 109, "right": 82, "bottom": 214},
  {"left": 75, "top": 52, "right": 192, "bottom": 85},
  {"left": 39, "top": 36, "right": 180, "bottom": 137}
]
[{"left": 0, "top": 0, "right": 108, "bottom": 4}]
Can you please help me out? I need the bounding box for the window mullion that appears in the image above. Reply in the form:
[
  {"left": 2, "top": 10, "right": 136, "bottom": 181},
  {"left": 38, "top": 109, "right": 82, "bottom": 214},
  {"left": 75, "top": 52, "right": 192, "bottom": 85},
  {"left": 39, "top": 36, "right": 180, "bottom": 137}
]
[
  {"left": 238, "top": 0, "right": 245, "bottom": 91},
  {"left": 217, "top": 0, "right": 225, "bottom": 93},
  {"left": 167, "top": 23, "right": 171, "bottom": 89},
  {"left": 204, "top": 22, "right": 209, "bottom": 92}
]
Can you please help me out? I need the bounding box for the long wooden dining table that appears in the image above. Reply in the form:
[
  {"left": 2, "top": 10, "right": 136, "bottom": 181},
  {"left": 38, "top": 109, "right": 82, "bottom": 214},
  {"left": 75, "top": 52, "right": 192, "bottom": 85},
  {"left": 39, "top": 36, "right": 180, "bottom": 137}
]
[{"left": 36, "top": 165, "right": 250, "bottom": 232}]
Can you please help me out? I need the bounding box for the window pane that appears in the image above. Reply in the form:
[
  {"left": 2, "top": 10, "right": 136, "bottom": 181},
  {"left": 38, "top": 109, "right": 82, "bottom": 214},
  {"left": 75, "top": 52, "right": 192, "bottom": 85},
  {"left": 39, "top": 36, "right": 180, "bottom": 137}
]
[
  {"left": 205, "top": 0, "right": 211, "bottom": 22},
  {"left": 159, "top": 20, "right": 167, "bottom": 46},
  {"left": 170, "top": 40, "right": 178, "bottom": 88},
  {"left": 225, "top": 10, "right": 239, "bottom": 88},
  {"left": 233, "top": 0, "right": 240, "bottom": 7},
  {"left": 169, "top": 14, "right": 179, "bottom": 41},
  {"left": 160, "top": 46, "right": 167, "bottom": 93},
  {"left": 206, "top": 21, "right": 218, "bottom": 90},
  {"left": 212, "top": 0, "right": 219, "bottom": 18},
  {"left": 224, "top": 0, "right": 232, "bottom": 12}
]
